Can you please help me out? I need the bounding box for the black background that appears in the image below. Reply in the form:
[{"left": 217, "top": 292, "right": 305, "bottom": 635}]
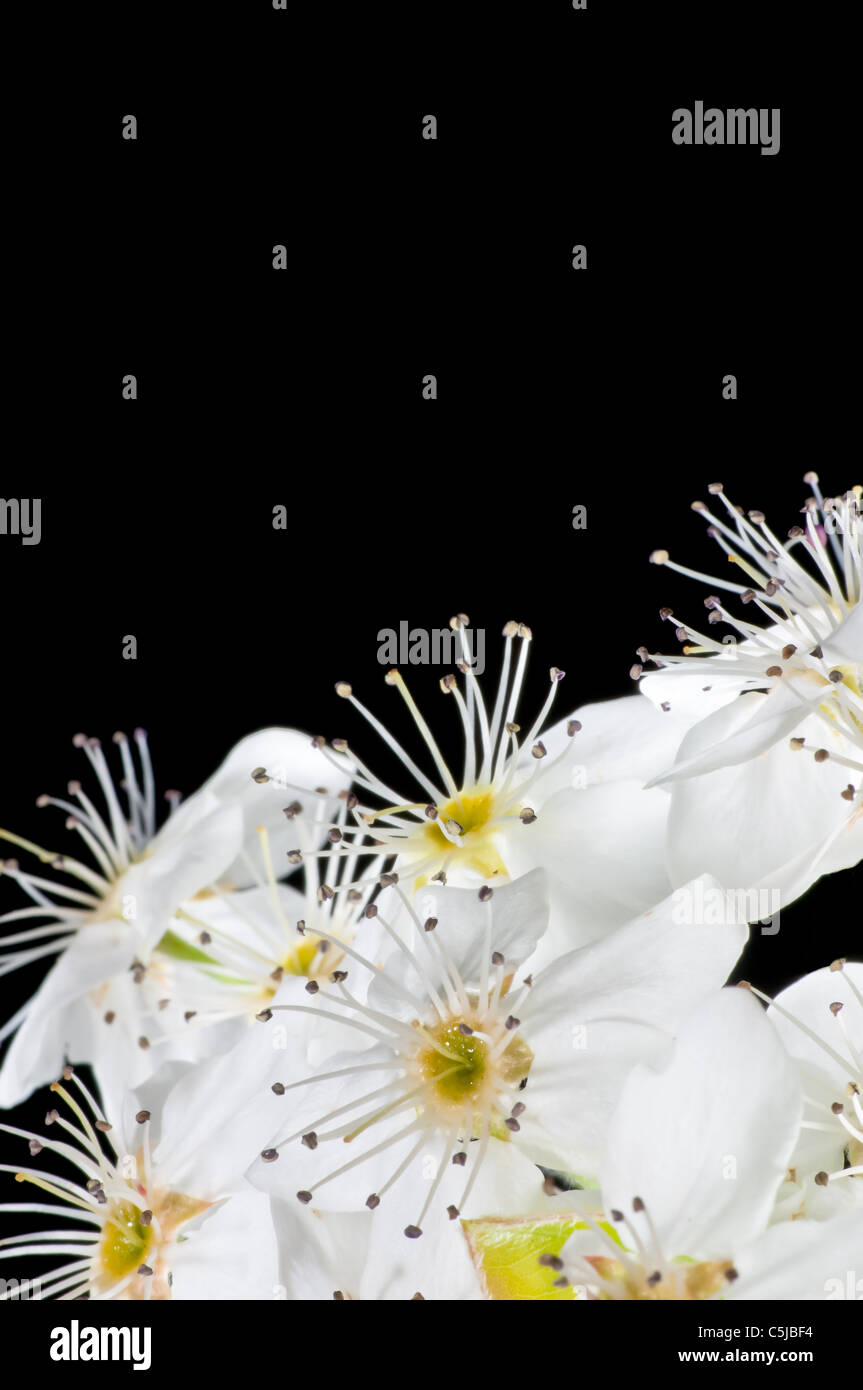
[{"left": 0, "top": 0, "right": 858, "bottom": 1336}]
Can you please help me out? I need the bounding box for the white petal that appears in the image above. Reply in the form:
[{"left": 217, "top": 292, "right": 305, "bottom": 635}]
[
  {"left": 168, "top": 1188, "right": 280, "bottom": 1299},
  {"left": 514, "top": 877, "right": 749, "bottom": 1176},
  {"left": 730, "top": 1210, "right": 863, "bottom": 1300},
  {"left": 600, "top": 987, "right": 802, "bottom": 1259}
]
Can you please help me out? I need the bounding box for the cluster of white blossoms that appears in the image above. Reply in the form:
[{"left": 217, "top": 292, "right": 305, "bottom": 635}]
[{"left": 0, "top": 477, "right": 860, "bottom": 1301}]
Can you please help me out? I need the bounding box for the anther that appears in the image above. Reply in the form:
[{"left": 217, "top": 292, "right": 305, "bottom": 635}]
[
  {"left": 538, "top": 1254, "right": 564, "bottom": 1271},
  {"left": 305, "top": 981, "right": 320, "bottom": 995},
  {"left": 140, "top": 1210, "right": 153, "bottom": 1226},
  {"left": 136, "top": 1110, "right": 151, "bottom": 1124},
  {"left": 452, "top": 1152, "right": 467, "bottom": 1167},
  {"left": 366, "top": 1194, "right": 381, "bottom": 1210},
  {"left": 447, "top": 1205, "right": 460, "bottom": 1220},
  {"left": 251, "top": 768, "right": 270, "bottom": 785},
  {"left": 272, "top": 1082, "right": 286, "bottom": 1095},
  {"left": 478, "top": 886, "right": 493, "bottom": 902},
  {"left": 505, "top": 1016, "right": 520, "bottom": 1030},
  {"left": 404, "top": 1226, "right": 423, "bottom": 1239},
  {"left": 491, "top": 951, "right": 504, "bottom": 966},
  {"left": 283, "top": 801, "right": 302, "bottom": 819},
  {"left": 519, "top": 808, "right": 537, "bottom": 824},
  {"left": 302, "top": 1132, "right": 318, "bottom": 1149},
  {"left": 424, "top": 917, "right": 437, "bottom": 932},
  {"left": 261, "top": 1150, "right": 280, "bottom": 1164},
  {"left": 335, "top": 682, "right": 352, "bottom": 698}
]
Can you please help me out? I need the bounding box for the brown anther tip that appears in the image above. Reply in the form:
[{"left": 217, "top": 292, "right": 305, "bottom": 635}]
[
  {"left": 829, "top": 1001, "right": 843, "bottom": 1015},
  {"left": 809, "top": 645, "right": 823, "bottom": 659},
  {"left": 404, "top": 1225, "right": 423, "bottom": 1240},
  {"left": 424, "top": 917, "right": 437, "bottom": 932},
  {"left": 505, "top": 1015, "right": 520, "bottom": 1030},
  {"left": 138, "top": 1036, "right": 150, "bottom": 1050},
  {"left": 317, "top": 884, "right": 334, "bottom": 901},
  {"left": 140, "top": 1210, "right": 153, "bottom": 1227},
  {"left": 256, "top": 1009, "right": 273, "bottom": 1022},
  {"left": 841, "top": 785, "right": 856, "bottom": 800},
  {"left": 62, "top": 1065, "right": 74, "bottom": 1080},
  {"left": 519, "top": 807, "right": 537, "bottom": 824},
  {"left": 458, "top": 1023, "right": 474, "bottom": 1036},
  {"left": 138, "top": 1264, "right": 153, "bottom": 1277},
  {"left": 632, "top": 1196, "right": 645, "bottom": 1212},
  {"left": 814, "top": 1171, "right": 829, "bottom": 1187},
  {"left": 814, "top": 748, "right": 830, "bottom": 762},
  {"left": 199, "top": 931, "right": 212, "bottom": 945},
  {"left": 330, "top": 969, "right": 348, "bottom": 983},
  {"left": 447, "top": 1205, "right": 460, "bottom": 1221},
  {"left": 251, "top": 767, "right": 270, "bottom": 784},
  {"left": 271, "top": 1082, "right": 286, "bottom": 1095},
  {"left": 789, "top": 737, "right": 805, "bottom": 750},
  {"left": 365, "top": 903, "right": 378, "bottom": 919},
  {"left": 491, "top": 951, "right": 504, "bottom": 966},
  {"left": 333, "top": 1291, "right": 345, "bottom": 1301},
  {"left": 136, "top": 1110, "right": 151, "bottom": 1124},
  {"left": 511, "top": 1102, "right": 525, "bottom": 1117},
  {"left": 45, "top": 1108, "right": 59, "bottom": 1125},
  {"left": 287, "top": 850, "right": 303, "bottom": 865},
  {"left": 411, "top": 1292, "right": 425, "bottom": 1301},
  {"left": 830, "top": 1102, "right": 844, "bottom": 1115},
  {"left": 567, "top": 719, "right": 582, "bottom": 736},
  {"left": 646, "top": 1271, "right": 662, "bottom": 1286},
  {"left": 366, "top": 1193, "right": 381, "bottom": 1210},
  {"left": 424, "top": 804, "right": 438, "bottom": 819},
  {"left": 328, "top": 828, "right": 343, "bottom": 843},
  {"left": 478, "top": 885, "right": 493, "bottom": 902},
  {"left": 531, "top": 741, "right": 547, "bottom": 759},
  {"left": 736, "top": 979, "right": 752, "bottom": 990},
  {"left": 305, "top": 980, "right": 320, "bottom": 995},
  {"left": 781, "top": 644, "right": 797, "bottom": 659},
  {"left": 95, "top": 1120, "right": 112, "bottom": 1133},
  {"left": 610, "top": 1208, "right": 624, "bottom": 1222},
  {"left": 538, "top": 1253, "right": 564, "bottom": 1271},
  {"left": 301, "top": 1132, "right": 318, "bottom": 1149},
  {"left": 431, "top": 871, "right": 447, "bottom": 884},
  {"left": 261, "top": 1150, "right": 280, "bottom": 1164},
  {"left": 829, "top": 958, "right": 846, "bottom": 972},
  {"left": 452, "top": 1151, "right": 467, "bottom": 1166},
  {"left": 549, "top": 667, "right": 565, "bottom": 682},
  {"left": 523, "top": 974, "right": 533, "bottom": 988},
  {"left": 504, "top": 1117, "right": 521, "bottom": 1132},
  {"left": 765, "top": 665, "right": 782, "bottom": 678},
  {"left": 380, "top": 872, "right": 399, "bottom": 888}
]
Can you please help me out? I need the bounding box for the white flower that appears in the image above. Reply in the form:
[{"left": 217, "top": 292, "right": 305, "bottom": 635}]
[
  {"left": 0, "top": 728, "right": 348, "bottom": 1106},
  {"left": 155, "top": 812, "right": 390, "bottom": 1064},
  {"left": 543, "top": 988, "right": 863, "bottom": 1300},
  {"left": 0, "top": 1039, "right": 286, "bottom": 1300},
  {"left": 638, "top": 478, "right": 862, "bottom": 906},
  {"left": 294, "top": 616, "right": 690, "bottom": 960},
  {"left": 248, "top": 870, "right": 747, "bottom": 1242},
  {"left": 751, "top": 959, "right": 863, "bottom": 1215}
]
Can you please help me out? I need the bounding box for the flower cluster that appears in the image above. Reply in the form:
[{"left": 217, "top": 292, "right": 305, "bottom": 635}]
[{"left": 1, "top": 477, "right": 860, "bottom": 1301}]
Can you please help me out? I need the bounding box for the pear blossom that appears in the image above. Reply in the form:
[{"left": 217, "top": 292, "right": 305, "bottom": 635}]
[
  {"left": 269, "top": 617, "right": 693, "bottom": 962},
  {"left": 638, "top": 478, "right": 862, "bottom": 906},
  {"left": 249, "top": 869, "right": 748, "bottom": 1243},
  {"left": 539, "top": 988, "right": 863, "bottom": 1300},
  {"left": 751, "top": 959, "right": 863, "bottom": 1216},
  {"left": 0, "top": 728, "right": 349, "bottom": 1106},
  {"left": 0, "top": 1040, "right": 286, "bottom": 1300}
]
